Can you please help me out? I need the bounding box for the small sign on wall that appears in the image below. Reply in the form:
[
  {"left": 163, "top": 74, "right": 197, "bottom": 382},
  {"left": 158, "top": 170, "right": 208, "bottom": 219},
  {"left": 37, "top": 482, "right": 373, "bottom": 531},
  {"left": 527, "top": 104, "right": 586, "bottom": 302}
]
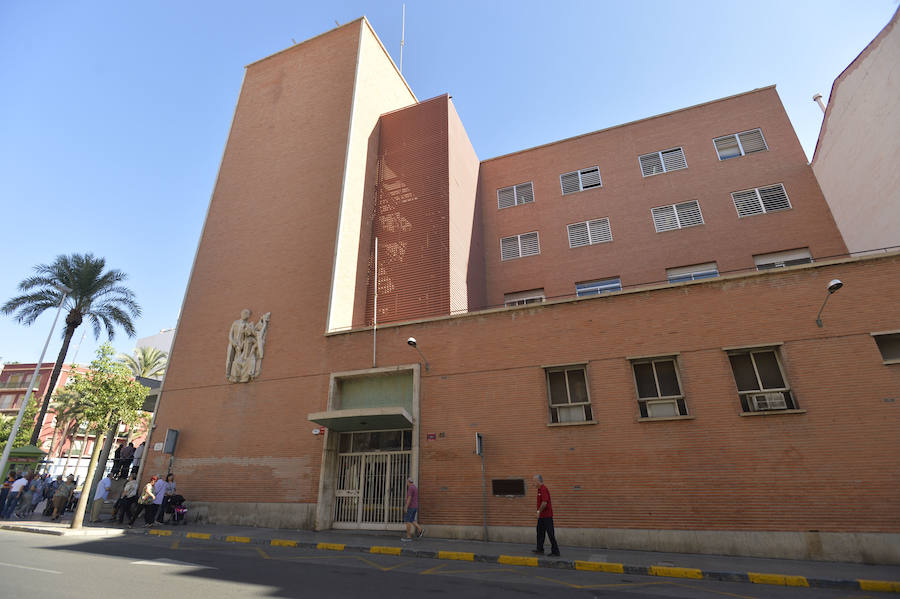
[{"left": 153, "top": 442, "right": 164, "bottom": 451}]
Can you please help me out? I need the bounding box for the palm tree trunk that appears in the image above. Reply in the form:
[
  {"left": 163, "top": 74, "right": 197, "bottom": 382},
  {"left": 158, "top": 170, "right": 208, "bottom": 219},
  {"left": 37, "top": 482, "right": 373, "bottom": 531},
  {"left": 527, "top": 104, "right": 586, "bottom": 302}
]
[
  {"left": 70, "top": 424, "right": 107, "bottom": 529},
  {"left": 29, "top": 322, "right": 77, "bottom": 446}
]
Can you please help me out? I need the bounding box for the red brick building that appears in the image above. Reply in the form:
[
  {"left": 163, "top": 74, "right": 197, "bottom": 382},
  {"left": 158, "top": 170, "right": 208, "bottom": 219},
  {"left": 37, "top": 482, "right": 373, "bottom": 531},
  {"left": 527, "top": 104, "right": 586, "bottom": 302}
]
[{"left": 144, "top": 18, "right": 900, "bottom": 563}]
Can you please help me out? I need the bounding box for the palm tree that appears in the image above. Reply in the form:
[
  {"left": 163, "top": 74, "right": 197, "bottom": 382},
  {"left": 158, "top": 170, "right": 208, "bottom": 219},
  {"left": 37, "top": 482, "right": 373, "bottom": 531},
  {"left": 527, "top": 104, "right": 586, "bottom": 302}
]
[
  {"left": 1, "top": 253, "right": 141, "bottom": 446},
  {"left": 118, "top": 345, "right": 167, "bottom": 380}
]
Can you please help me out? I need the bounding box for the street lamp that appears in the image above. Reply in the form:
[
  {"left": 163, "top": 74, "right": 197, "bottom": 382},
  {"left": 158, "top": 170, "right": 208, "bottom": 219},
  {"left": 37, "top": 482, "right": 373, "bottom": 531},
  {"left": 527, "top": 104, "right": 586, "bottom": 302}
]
[
  {"left": 0, "top": 283, "right": 72, "bottom": 477},
  {"left": 815, "top": 279, "right": 843, "bottom": 328},
  {"left": 406, "top": 337, "right": 430, "bottom": 372}
]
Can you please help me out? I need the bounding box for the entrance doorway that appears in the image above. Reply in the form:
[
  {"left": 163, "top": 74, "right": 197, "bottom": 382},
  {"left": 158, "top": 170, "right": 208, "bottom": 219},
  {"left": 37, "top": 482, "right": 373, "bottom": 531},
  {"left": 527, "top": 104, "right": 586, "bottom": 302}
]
[{"left": 332, "top": 430, "right": 412, "bottom": 529}]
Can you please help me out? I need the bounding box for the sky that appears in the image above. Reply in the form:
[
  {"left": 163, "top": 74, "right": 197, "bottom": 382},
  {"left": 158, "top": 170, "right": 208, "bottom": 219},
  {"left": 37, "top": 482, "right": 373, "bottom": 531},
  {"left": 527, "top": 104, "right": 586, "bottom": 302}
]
[{"left": 1, "top": 0, "right": 897, "bottom": 366}]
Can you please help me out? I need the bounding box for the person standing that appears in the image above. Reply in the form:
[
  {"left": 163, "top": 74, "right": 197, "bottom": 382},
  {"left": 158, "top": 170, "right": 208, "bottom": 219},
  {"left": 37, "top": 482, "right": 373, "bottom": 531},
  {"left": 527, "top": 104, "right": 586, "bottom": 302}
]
[
  {"left": 2, "top": 472, "right": 28, "bottom": 519},
  {"left": 131, "top": 442, "right": 145, "bottom": 477},
  {"left": 150, "top": 474, "right": 168, "bottom": 525},
  {"left": 0, "top": 472, "right": 16, "bottom": 515},
  {"left": 112, "top": 443, "right": 123, "bottom": 478},
  {"left": 113, "top": 474, "right": 139, "bottom": 523},
  {"left": 50, "top": 475, "right": 76, "bottom": 521},
  {"left": 400, "top": 477, "right": 425, "bottom": 542},
  {"left": 156, "top": 473, "right": 176, "bottom": 524},
  {"left": 129, "top": 475, "right": 158, "bottom": 528},
  {"left": 90, "top": 473, "right": 113, "bottom": 523},
  {"left": 531, "top": 474, "right": 560, "bottom": 557},
  {"left": 120, "top": 442, "right": 135, "bottom": 479}
]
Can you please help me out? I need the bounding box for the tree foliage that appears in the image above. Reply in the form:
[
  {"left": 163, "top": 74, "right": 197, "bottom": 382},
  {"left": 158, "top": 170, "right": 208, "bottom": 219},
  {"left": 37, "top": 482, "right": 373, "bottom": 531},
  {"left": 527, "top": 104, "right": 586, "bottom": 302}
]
[
  {"left": 118, "top": 345, "right": 167, "bottom": 380},
  {"left": 67, "top": 344, "right": 148, "bottom": 434},
  {"left": 0, "top": 395, "right": 39, "bottom": 448}
]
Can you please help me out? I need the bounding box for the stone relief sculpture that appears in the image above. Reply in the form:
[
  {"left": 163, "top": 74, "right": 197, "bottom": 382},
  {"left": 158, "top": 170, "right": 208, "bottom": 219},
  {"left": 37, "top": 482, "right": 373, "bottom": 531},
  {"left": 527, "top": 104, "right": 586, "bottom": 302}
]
[{"left": 226, "top": 309, "right": 271, "bottom": 383}]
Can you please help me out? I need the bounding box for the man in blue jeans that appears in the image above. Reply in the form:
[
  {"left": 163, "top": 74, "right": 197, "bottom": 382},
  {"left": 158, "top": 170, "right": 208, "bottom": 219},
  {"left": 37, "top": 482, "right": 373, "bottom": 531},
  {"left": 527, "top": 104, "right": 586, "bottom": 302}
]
[
  {"left": 401, "top": 477, "right": 425, "bottom": 541},
  {"left": 2, "top": 472, "right": 29, "bottom": 519},
  {"left": 531, "top": 474, "right": 560, "bottom": 556}
]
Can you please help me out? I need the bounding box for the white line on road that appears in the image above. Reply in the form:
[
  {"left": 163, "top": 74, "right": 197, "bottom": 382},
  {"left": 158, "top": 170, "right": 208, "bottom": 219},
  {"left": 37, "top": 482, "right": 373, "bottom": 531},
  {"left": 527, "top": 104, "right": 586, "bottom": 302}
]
[
  {"left": 0, "top": 561, "right": 62, "bottom": 574},
  {"left": 131, "top": 558, "right": 216, "bottom": 569}
]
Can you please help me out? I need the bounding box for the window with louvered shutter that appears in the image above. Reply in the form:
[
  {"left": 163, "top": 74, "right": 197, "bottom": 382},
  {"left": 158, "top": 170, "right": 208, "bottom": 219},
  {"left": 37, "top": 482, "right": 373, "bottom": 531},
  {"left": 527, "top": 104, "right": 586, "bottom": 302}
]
[
  {"left": 651, "top": 205, "right": 678, "bottom": 232},
  {"left": 639, "top": 153, "right": 664, "bottom": 177},
  {"left": 587, "top": 218, "right": 612, "bottom": 243},
  {"left": 675, "top": 200, "right": 703, "bottom": 227},
  {"left": 732, "top": 184, "right": 791, "bottom": 217},
  {"left": 667, "top": 262, "right": 719, "bottom": 283},
  {"left": 519, "top": 232, "right": 540, "bottom": 256},
  {"left": 567, "top": 222, "right": 590, "bottom": 247},
  {"left": 560, "top": 166, "right": 602, "bottom": 195},
  {"left": 580, "top": 167, "right": 601, "bottom": 189},
  {"left": 753, "top": 248, "right": 812, "bottom": 270},
  {"left": 661, "top": 148, "right": 687, "bottom": 171},
  {"left": 560, "top": 172, "right": 581, "bottom": 195},
  {"left": 497, "top": 182, "right": 534, "bottom": 209},
  {"left": 738, "top": 129, "right": 767, "bottom": 154},
  {"left": 500, "top": 236, "right": 520, "bottom": 260}
]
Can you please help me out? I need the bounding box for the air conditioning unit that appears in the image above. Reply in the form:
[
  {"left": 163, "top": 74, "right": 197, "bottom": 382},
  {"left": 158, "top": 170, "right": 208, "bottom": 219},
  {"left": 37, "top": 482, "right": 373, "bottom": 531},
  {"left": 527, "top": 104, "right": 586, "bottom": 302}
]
[
  {"left": 646, "top": 399, "right": 679, "bottom": 418},
  {"left": 750, "top": 393, "right": 787, "bottom": 411}
]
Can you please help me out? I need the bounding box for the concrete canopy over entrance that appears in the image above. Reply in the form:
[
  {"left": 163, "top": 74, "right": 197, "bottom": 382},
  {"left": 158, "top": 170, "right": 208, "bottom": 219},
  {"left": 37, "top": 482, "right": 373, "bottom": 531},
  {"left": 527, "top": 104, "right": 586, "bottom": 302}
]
[{"left": 308, "top": 407, "right": 412, "bottom": 432}]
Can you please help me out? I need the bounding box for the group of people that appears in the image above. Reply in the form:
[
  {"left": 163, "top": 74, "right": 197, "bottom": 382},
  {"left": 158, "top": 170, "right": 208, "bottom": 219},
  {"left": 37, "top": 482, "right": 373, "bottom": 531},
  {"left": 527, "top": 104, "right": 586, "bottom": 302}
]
[
  {"left": 110, "top": 441, "right": 145, "bottom": 479},
  {"left": 102, "top": 471, "right": 178, "bottom": 528},
  {"left": 1, "top": 471, "right": 79, "bottom": 521}
]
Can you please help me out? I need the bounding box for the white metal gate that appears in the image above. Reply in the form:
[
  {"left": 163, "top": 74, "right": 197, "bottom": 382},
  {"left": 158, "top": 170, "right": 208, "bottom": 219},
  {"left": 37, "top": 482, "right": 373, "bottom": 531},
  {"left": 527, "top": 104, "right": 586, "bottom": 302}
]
[{"left": 333, "top": 451, "right": 410, "bottom": 529}]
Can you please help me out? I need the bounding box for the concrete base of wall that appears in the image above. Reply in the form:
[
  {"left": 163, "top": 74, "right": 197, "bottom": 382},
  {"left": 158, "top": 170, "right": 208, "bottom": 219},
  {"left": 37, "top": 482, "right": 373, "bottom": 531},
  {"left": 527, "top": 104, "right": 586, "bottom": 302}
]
[
  {"left": 422, "top": 525, "right": 900, "bottom": 565},
  {"left": 189, "top": 502, "right": 316, "bottom": 530}
]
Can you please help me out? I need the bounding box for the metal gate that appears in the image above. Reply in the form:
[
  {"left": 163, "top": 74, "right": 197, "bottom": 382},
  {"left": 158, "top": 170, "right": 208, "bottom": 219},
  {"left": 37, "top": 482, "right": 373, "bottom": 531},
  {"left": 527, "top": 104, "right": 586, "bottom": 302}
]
[{"left": 333, "top": 451, "right": 410, "bottom": 529}]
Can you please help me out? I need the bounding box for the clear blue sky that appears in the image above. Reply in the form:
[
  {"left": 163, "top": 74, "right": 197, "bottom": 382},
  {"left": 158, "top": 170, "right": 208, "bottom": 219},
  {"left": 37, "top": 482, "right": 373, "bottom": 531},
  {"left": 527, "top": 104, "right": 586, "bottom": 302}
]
[{"left": 1, "top": 1, "right": 896, "bottom": 365}]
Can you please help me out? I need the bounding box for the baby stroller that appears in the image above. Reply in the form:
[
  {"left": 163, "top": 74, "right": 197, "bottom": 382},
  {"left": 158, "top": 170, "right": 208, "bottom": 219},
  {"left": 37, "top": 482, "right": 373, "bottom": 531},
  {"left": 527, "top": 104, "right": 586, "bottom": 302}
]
[{"left": 168, "top": 494, "right": 187, "bottom": 524}]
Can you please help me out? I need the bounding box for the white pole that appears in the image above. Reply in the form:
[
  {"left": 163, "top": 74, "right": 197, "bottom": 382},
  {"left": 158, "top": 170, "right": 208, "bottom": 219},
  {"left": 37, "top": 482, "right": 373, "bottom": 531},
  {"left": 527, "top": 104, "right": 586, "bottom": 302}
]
[
  {"left": 373, "top": 237, "right": 378, "bottom": 368},
  {"left": 0, "top": 285, "right": 70, "bottom": 477}
]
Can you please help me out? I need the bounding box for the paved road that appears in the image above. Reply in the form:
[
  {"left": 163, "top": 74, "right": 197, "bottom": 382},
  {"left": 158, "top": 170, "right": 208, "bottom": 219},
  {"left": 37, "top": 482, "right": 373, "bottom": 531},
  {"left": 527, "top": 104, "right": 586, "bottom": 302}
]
[{"left": 0, "top": 530, "right": 888, "bottom": 598}]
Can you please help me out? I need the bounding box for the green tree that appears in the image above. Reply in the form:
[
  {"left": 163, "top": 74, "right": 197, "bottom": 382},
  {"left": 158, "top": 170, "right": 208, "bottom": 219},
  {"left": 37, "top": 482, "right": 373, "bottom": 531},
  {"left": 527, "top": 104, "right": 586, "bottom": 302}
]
[
  {"left": 118, "top": 346, "right": 167, "bottom": 380},
  {"left": 1, "top": 253, "right": 141, "bottom": 446},
  {"left": 0, "top": 395, "right": 39, "bottom": 449},
  {"left": 66, "top": 343, "right": 147, "bottom": 529}
]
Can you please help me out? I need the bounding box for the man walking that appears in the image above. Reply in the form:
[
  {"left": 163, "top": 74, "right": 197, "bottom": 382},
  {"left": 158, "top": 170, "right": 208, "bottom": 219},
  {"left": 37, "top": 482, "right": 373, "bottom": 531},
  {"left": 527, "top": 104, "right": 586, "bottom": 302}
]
[
  {"left": 401, "top": 477, "right": 425, "bottom": 542},
  {"left": 531, "top": 474, "right": 560, "bottom": 557}
]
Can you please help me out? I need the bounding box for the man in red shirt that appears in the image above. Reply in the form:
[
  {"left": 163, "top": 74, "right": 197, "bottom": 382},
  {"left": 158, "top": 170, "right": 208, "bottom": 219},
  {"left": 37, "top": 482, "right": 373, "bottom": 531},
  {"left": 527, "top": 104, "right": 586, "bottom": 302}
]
[{"left": 531, "top": 474, "right": 560, "bottom": 556}]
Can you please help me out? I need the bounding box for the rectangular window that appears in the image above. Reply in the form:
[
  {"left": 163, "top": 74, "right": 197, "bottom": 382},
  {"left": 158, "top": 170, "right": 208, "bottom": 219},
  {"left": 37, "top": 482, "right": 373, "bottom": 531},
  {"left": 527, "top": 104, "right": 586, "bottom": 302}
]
[
  {"left": 639, "top": 147, "right": 687, "bottom": 177},
  {"left": 727, "top": 348, "right": 796, "bottom": 412},
  {"left": 666, "top": 262, "right": 719, "bottom": 283},
  {"left": 497, "top": 182, "right": 535, "bottom": 209},
  {"left": 651, "top": 200, "right": 704, "bottom": 232},
  {"left": 560, "top": 166, "right": 602, "bottom": 195},
  {"left": 492, "top": 479, "right": 526, "bottom": 496},
  {"left": 576, "top": 278, "right": 621, "bottom": 297},
  {"left": 504, "top": 289, "right": 545, "bottom": 307},
  {"left": 500, "top": 232, "right": 540, "bottom": 261},
  {"left": 546, "top": 366, "right": 593, "bottom": 423},
  {"left": 631, "top": 357, "right": 688, "bottom": 418},
  {"left": 714, "top": 128, "right": 768, "bottom": 160},
  {"left": 0, "top": 394, "right": 16, "bottom": 410},
  {"left": 567, "top": 218, "right": 612, "bottom": 248},
  {"left": 753, "top": 248, "right": 812, "bottom": 270},
  {"left": 732, "top": 183, "right": 791, "bottom": 217},
  {"left": 872, "top": 332, "right": 900, "bottom": 364}
]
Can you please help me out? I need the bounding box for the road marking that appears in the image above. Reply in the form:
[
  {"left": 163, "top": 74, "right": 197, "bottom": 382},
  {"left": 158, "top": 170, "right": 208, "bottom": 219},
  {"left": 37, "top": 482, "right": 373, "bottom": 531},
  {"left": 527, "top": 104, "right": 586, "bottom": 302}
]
[
  {"left": 272, "top": 539, "right": 298, "bottom": 547},
  {"left": 148, "top": 529, "right": 171, "bottom": 537},
  {"left": 255, "top": 547, "right": 269, "bottom": 559},
  {"left": 531, "top": 575, "right": 665, "bottom": 590},
  {"left": 186, "top": 532, "right": 211, "bottom": 540},
  {"left": 575, "top": 560, "right": 624, "bottom": 573},
  {"left": 498, "top": 555, "right": 538, "bottom": 567},
  {"left": 316, "top": 542, "right": 344, "bottom": 551},
  {"left": 355, "top": 557, "right": 413, "bottom": 571},
  {"left": 0, "top": 561, "right": 61, "bottom": 574},
  {"left": 225, "top": 536, "right": 250, "bottom": 543},
  {"left": 370, "top": 546, "right": 402, "bottom": 555},
  {"left": 747, "top": 572, "right": 809, "bottom": 587},
  {"left": 858, "top": 579, "right": 900, "bottom": 592},
  {"left": 131, "top": 558, "right": 216, "bottom": 569},
  {"left": 420, "top": 563, "right": 448, "bottom": 575},
  {"left": 438, "top": 551, "right": 474, "bottom": 561},
  {"left": 649, "top": 565, "right": 703, "bottom": 579}
]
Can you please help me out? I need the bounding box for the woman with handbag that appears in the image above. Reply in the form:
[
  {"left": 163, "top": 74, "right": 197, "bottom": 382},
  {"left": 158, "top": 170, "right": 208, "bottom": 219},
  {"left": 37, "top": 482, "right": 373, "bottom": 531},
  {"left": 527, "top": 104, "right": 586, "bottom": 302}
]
[{"left": 128, "top": 475, "right": 159, "bottom": 528}]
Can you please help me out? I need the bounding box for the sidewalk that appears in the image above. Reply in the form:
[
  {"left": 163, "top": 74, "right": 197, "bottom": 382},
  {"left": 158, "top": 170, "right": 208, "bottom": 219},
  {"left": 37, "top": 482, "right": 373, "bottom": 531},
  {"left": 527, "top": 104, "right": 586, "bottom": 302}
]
[{"left": 2, "top": 515, "right": 899, "bottom": 593}]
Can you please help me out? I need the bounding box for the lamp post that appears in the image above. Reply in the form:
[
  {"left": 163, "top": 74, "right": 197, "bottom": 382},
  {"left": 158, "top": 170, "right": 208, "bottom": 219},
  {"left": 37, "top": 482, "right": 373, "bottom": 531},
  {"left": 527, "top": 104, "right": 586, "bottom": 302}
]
[
  {"left": 815, "top": 279, "right": 843, "bottom": 327},
  {"left": 0, "top": 283, "right": 72, "bottom": 478}
]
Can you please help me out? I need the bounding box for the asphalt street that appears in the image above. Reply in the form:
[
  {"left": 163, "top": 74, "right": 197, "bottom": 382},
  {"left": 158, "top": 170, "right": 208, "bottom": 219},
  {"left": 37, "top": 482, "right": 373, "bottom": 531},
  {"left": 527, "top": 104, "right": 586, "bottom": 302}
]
[{"left": 0, "top": 530, "right": 890, "bottom": 598}]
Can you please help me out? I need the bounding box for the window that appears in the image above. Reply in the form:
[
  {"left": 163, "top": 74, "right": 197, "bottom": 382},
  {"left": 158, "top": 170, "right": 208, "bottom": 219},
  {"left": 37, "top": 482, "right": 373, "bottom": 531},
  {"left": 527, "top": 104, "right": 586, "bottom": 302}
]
[
  {"left": 0, "top": 394, "right": 16, "bottom": 410},
  {"left": 497, "top": 182, "right": 535, "bottom": 209},
  {"left": 872, "top": 332, "right": 900, "bottom": 364},
  {"left": 504, "top": 289, "right": 545, "bottom": 307},
  {"left": 337, "top": 430, "right": 413, "bottom": 453},
  {"left": 727, "top": 347, "right": 796, "bottom": 412},
  {"left": 651, "top": 200, "right": 704, "bottom": 232},
  {"left": 500, "top": 232, "right": 540, "bottom": 261},
  {"left": 732, "top": 183, "right": 791, "bottom": 217},
  {"left": 576, "top": 278, "right": 621, "bottom": 296},
  {"left": 567, "top": 218, "right": 612, "bottom": 248},
  {"left": 753, "top": 248, "right": 812, "bottom": 270},
  {"left": 546, "top": 366, "right": 592, "bottom": 423},
  {"left": 631, "top": 357, "right": 688, "bottom": 418},
  {"left": 560, "top": 166, "right": 602, "bottom": 195},
  {"left": 667, "top": 262, "right": 719, "bottom": 283},
  {"left": 492, "top": 479, "right": 526, "bottom": 496},
  {"left": 713, "top": 128, "right": 768, "bottom": 160},
  {"left": 639, "top": 147, "right": 687, "bottom": 176}
]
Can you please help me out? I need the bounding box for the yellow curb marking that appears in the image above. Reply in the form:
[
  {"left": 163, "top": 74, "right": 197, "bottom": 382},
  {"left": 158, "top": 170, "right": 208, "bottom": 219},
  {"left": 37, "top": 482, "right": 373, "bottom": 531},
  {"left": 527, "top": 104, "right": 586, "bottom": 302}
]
[
  {"left": 747, "top": 572, "right": 809, "bottom": 587},
  {"left": 574, "top": 560, "right": 624, "bottom": 573},
  {"left": 225, "top": 536, "right": 251, "bottom": 544},
  {"left": 186, "top": 532, "right": 211, "bottom": 540},
  {"left": 148, "top": 529, "right": 171, "bottom": 536},
  {"left": 271, "top": 539, "right": 298, "bottom": 547},
  {"left": 255, "top": 547, "right": 269, "bottom": 559},
  {"left": 438, "top": 551, "right": 474, "bottom": 561},
  {"left": 859, "top": 579, "right": 900, "bottom": 592},
  {"left": 649, "top": 565, "right": 703, "bottom": 579},
  {"left": 316, "top": 542, "right": 345, "bottom": 551},
  {"left": 370, "top": 546, "right": 402, "bottom": 556},
  {"left": 498, "top": 555, "right": 538, "bottom": 567}
]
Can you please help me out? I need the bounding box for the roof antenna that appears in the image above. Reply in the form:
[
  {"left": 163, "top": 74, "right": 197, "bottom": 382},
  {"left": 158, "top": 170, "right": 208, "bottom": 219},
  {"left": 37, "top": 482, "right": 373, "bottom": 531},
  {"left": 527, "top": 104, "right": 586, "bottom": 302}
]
[{"left": 399, "top": 4, "right": 406, "bottom": 73}]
